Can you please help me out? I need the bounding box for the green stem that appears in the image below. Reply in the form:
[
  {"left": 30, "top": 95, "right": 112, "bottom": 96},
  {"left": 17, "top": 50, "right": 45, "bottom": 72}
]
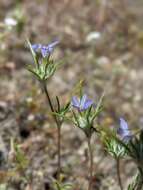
[
  {"left": 43, "top": 82, "right": 58, "bottom": 124},
  {"left": 57, "top": 126, "right": 61, "bottom": 177},
  {"left": 116, "top": 158, "right": 123, "bottom": 190},
  {"left": 87, "top": 137, "right": 93, "bottom": 190},
  {"left": 42, "top": 82, "right": 61, "bottom": 179}
]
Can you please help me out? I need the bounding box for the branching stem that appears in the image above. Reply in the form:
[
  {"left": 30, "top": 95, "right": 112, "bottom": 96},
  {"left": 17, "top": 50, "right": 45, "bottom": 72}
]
[{"left": 42, "top": 82, "right": 61, "bottom": 179}]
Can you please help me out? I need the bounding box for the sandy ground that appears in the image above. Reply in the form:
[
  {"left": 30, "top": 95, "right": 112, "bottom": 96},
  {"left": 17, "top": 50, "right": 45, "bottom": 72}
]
[{"left": 0, "top": 0, "right": 143, "bottom": 189}]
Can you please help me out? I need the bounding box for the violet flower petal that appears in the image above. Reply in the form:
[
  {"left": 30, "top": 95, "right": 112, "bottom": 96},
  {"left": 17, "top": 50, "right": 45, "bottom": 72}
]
[
  {"left": 80, "top": 94, "right": 87, "bottom": 109},
  {"left": 47, "top": 41, "right": 59, "bottom": 53},
  {"left": 120, "top": 118, "right": 128, "bottom": 130},
  {"left": 117, "top": 118, "right": 132, "bottom": 141},
  {"left": 71, "top": 96, "right": 80, "bottom": 108},
  {"left": 31, "top": 44, "right": 41, "bottom": 52},
  {"left": 41, "top": 46, "right": 49, "bottom": 58},
  {"left": 83, "top": 99, "right": 93, "bottom": 110}
]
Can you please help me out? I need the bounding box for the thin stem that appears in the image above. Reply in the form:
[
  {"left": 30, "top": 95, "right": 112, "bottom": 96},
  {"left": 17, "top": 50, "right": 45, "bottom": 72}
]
[
  {"left": 87, "top": 137, "right": 93, "bottom": 190},
  {"left": 57, "top": 126, "right": 61, "bottom": 177},
  {"left": 42, "top": 82, "right": 61, "bottom": 179},
  {"left": 116, "top": 158, "right": 123, "bottom": 190},
  {"left": 42, "top": 82, "right": 58, "bottom": 125}
]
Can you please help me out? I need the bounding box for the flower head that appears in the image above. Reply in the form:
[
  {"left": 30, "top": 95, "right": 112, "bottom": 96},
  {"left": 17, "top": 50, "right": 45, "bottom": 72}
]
[
  {"left": 71, "top": 94, "right": 93, "bottom": 111},
  {"left": 117, "top": 118, "right": 132, "bottom": 142},
  {"left": 31, "top": 40, "right": 59, "bottom": 58}
]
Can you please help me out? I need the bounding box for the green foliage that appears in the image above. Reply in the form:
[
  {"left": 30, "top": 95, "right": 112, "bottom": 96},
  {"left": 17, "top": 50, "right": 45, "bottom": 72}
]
[
  {"left": 53, "top": 179, "right": 73, "bottom": 190},
  {"left": 27, "top": 40, "right": 39, "bottom": 67},
  {"left": 13, "top": 141, "right": 29, "bottom": 170},
  {"left": 126, "top": 131, "right": 143, "bottom": 169},
  {"left": 128, "top": 172, "right": 143, "bottom": 190},
  {"left": 53, "top": 97, "right": 70, "bottom": 124},
  {"left": 104, "top": 137, "right": 126, "bottom": 159},
  {"left": 72, "top": 104, "right": 102, "bottom": 138},
  {"left": 28, "top": 59, "right": 57, "bottom": 81},
  {"left": 100, "top": 122, "right": 129, "bottom": 159}
]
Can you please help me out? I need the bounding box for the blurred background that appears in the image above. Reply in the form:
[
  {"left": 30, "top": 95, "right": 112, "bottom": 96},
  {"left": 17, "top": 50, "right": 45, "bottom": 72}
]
[{"left": 0, "top": 0, "right": 143, "bottom": 189}]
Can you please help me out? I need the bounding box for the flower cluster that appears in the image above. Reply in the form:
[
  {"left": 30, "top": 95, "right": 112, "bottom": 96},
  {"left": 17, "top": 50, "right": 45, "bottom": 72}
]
[
  {"left": 27, "top": 40, "right": 60, "bottom": 81},
  {"left": 27, "top": 39, "right": 143, "bottom": 190},
  {"left": 32, "top": 41, "right": 59, "bottom": 58},
  {"left": 104, "top": 118, "right": 132, "bottom": 159},
  {"left": 71, "top": 94, "right": 101, "bottom": 138},
  {"left": 71, "top": 94, "right": 93, "bottom": 111}
]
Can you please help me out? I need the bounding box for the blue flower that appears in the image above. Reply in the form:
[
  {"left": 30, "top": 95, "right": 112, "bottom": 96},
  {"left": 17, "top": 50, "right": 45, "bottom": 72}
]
[
  {"left": 32, "top": 40, "right": 59, "bottom": 58},
  {"left": 31, "top": 44, "right": 42, "bottom": 52},
  {"left": 71, "top": 94, "right": 93, "bottom": 111},
  {"left": 117, "top": 118, "right": 132, "bottom": 142}
]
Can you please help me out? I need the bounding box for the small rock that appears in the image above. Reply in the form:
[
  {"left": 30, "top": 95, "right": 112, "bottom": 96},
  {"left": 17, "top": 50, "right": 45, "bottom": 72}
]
[{"left": 86, "top": 31, "right": 101, "bottom": 42}]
